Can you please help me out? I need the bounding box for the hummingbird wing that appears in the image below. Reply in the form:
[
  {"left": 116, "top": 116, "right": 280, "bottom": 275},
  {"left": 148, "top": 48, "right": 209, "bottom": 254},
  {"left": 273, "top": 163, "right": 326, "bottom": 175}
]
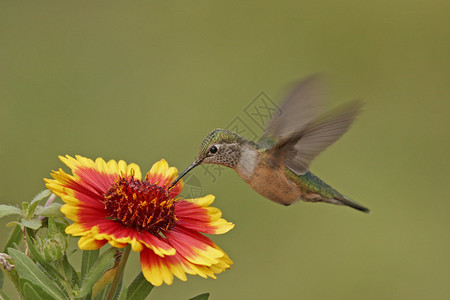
[
  {"left": 271, "top": 100, "right": 363, "bottom": 175},
  {"left": 260, "top": 74, "right": 325, "bottom": 146}
]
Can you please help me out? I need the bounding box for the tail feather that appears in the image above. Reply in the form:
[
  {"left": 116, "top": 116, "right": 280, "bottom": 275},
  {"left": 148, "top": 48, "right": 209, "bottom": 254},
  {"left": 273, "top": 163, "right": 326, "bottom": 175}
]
[{"left": 335, "top": 195, "right": 370, "bottom": 213}]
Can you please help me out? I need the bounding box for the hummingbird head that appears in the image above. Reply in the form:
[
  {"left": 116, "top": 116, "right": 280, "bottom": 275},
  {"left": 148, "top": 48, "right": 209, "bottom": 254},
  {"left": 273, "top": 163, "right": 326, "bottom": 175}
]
[
  {"left": 170, "top": 129, "right": 248, "bottom": 188},
  {"left": 196, "top": 128, "right": 246, "bottom": 167}
]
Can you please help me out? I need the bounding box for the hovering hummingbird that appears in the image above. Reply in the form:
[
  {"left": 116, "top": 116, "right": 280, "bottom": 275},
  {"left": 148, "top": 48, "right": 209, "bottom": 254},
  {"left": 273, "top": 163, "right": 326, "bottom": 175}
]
[{"left": 171, "top": 75, "right": 370, "bottom": 212}]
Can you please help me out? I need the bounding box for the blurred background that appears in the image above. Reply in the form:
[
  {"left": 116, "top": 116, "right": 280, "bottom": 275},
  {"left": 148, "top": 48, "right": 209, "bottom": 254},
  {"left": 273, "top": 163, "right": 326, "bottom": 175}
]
[{"left": 1, "top": 1, "right": 449, "bottom": 299}]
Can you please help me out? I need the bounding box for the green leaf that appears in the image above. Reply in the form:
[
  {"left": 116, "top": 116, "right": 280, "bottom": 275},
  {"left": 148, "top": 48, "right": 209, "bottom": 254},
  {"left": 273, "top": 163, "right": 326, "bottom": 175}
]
[
  {"left": 31, "top": 190, "right": 52, "bottom": 204},
  {"left": 35, "top": 203, "right": 63, "bottom": 218},
  {"left": 25, "top": 231, "right": 45, "bottom": 264},
  {"left": 3, "top": 225, "right": 23, "bottom": 252},
  {"left": 27, "top": 192, "right": 48, "bottom": 219},
  {"left": 21, "top": 203, "right": 29, "bottom": 213},
  {"left": 92, "top": 265, "right": 117, "bottom": 298},
  {"left": 0, "top": 288, "right": 12, "bottom": 300},
  {"left": 7, "top": 219, "right": 42, "bottom": 230},
  {"left": 93, "top": 286, "right": 108, "bottom": 300},
  {"left": 81, "top": 249, "right": 99, "bottom": 282},
  {"left": 189, "top": 293, "right": 210, "bottom": 300},
  {"left": 47, "top": 217, "right": 60, "bottom": 236},
  {"left": 19, "top": 218, "right": 42, "bottom": 230},
  {"left": 0, "top": 261, "right": 22, "bottom": 299},
  {"left": 29, "top": 190, "right": 52, "bottom": 216},
  {"left": 117, "top": 287, "right": 127, "bottom": 300},
  {"left": 78, "top": 247, "right": 116, "bottom": 298},
  {"left": 0, "top": 205, "right": 23, "bottom": 220},
  {"left": 8, "top": 248, "right": 66, "bottom": 300},
  {"left": 62, "top": 255, "right": 80, "bottom": 290},
  {"left": 114, "top": 276, "right": 124, "bottom": 300},
  {"left": 19, "top": 278, "right": 52, "bottom": 300},
  {"left": 126, "top": 272, "right": 153, "bottom": 300}
]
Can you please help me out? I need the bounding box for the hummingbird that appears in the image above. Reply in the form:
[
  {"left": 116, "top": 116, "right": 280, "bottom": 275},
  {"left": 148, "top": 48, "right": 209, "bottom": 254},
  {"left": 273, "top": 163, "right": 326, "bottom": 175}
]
[{"left": 170, "top": 75, "right": 370, "bottom": 213}]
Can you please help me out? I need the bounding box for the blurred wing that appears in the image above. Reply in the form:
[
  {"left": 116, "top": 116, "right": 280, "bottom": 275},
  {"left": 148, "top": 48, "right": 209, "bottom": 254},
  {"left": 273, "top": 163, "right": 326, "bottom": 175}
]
[
  {"left": 260, "top": 74, "right": 326, "bottom": 146},
  {"left": 272, "top": 100, "right": 363, "bottom": 174}
]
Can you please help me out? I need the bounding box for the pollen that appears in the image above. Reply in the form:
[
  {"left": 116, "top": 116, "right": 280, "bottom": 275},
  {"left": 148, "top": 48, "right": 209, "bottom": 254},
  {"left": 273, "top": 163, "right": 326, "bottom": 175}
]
[{"left": 103, "top": 176, "right": 176, "bottom": 234}]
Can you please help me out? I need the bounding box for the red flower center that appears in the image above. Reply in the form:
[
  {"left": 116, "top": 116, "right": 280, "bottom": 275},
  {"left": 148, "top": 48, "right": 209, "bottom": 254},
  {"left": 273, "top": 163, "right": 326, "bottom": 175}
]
[{"left": 103, "top": 176, "right": 176, "bottom": 234}]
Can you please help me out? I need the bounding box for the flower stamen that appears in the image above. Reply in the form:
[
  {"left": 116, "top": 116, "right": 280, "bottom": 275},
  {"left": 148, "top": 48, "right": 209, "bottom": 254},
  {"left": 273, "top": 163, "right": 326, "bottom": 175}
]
[{"left": 103, "top": 176, "right": 176, "bottom": 234}]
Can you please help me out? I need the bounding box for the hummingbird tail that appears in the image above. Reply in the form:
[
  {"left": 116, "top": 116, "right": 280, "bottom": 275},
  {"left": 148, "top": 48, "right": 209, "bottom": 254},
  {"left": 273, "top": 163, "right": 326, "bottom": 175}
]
[{"left": 335, "top": 195, "right": 370, "bottom": 213}]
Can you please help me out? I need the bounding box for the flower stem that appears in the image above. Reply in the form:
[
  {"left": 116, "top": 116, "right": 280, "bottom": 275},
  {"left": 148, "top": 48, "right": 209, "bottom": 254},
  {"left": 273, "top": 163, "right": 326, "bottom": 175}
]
[
  {"left": 105, "top": 245, "right": 131, "bottom": 300},
  {"left": 37, "top": 193, "right": 56, "bottom": 222}
]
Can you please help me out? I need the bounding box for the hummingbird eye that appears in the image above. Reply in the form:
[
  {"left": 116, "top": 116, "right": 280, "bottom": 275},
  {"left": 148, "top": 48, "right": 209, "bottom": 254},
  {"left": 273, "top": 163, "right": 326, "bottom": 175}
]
[{"left": 209, "top": 145, "right": 218, "bottom": 154}]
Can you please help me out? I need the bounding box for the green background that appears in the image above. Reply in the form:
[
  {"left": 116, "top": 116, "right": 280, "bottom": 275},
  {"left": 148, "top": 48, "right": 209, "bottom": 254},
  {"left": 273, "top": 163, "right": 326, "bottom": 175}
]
[{"left": 1, "top": 1, "right": 449, "bottom": 299}]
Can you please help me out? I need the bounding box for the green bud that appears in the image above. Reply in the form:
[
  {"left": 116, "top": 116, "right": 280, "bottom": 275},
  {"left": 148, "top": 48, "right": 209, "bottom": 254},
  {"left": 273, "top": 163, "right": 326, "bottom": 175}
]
[{"left": 35, "top": 219, "right": 69, "bottom": 262}]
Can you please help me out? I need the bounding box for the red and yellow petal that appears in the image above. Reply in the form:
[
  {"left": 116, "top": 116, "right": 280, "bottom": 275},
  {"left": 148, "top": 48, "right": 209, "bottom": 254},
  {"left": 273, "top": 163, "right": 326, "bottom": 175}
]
[
  {"left": 140, "top": 238, "right": 232, "bottom": 286},
  {"left": 88, "top": 220, "right": 176, "bottom": 257},
  {"left": 64, "top": 219, "right": 177, "bottom": 256},
  {"left": 141, "top": 249, "right": 180, "bottom": 286},
  {"left": 59, "top": 155, "right": 141, "bottom": 180},
  {"left": 45, "top": 154, "right": 142, "bottom": 222},
  {"left": 65, "top": 222, "right": 89, "bottom": 236},
  {"left": 49, "top": 156, "right": 141, "bottom": 202},
  {"left": 57, "top": 192, "right": 107, "bottom": 225},
  {"left": 60, "top": 156, "right": 134, "bottom": 194},
  {"left": 46, "top": 165, "right": 109, "bottom": 206},
  {"left": 175, "top": 195, "right": 234, "bottom": 234},
  {"left": 146, "top": 159, "right": 183, "bottom": 197},
  {"left": 165, "top": 226, "right": 227, "bottom": 266},
  {"left": 60, "top": 204, "right": 80, "bottom": 222},
  {"left": 45, "top": 170, "right": 107, "bottom": 224},
  {"left": 77, "top": 233, "right": 108, "bottom": 250}
]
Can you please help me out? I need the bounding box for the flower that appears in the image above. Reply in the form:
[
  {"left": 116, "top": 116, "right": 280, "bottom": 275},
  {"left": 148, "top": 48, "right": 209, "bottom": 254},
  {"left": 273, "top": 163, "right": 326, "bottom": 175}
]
[{"left": 45, "top": 155, "right": 234, "bottom": 286}]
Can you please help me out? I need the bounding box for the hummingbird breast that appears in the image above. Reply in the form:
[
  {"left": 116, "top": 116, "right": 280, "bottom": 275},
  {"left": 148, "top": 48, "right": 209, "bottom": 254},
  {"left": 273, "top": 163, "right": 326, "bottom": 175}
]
[
  {"left": 235, "top": 150, "right": 301, "bottom": 205},
  {"left": 246, "top": 165, "right": 301, "bottom": 205}
]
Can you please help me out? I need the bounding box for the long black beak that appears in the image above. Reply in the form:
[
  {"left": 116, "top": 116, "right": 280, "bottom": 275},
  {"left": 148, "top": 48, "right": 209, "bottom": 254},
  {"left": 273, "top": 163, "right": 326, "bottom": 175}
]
[{"left": 169, "top": 160, "right": 202, "bottom": 189}]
